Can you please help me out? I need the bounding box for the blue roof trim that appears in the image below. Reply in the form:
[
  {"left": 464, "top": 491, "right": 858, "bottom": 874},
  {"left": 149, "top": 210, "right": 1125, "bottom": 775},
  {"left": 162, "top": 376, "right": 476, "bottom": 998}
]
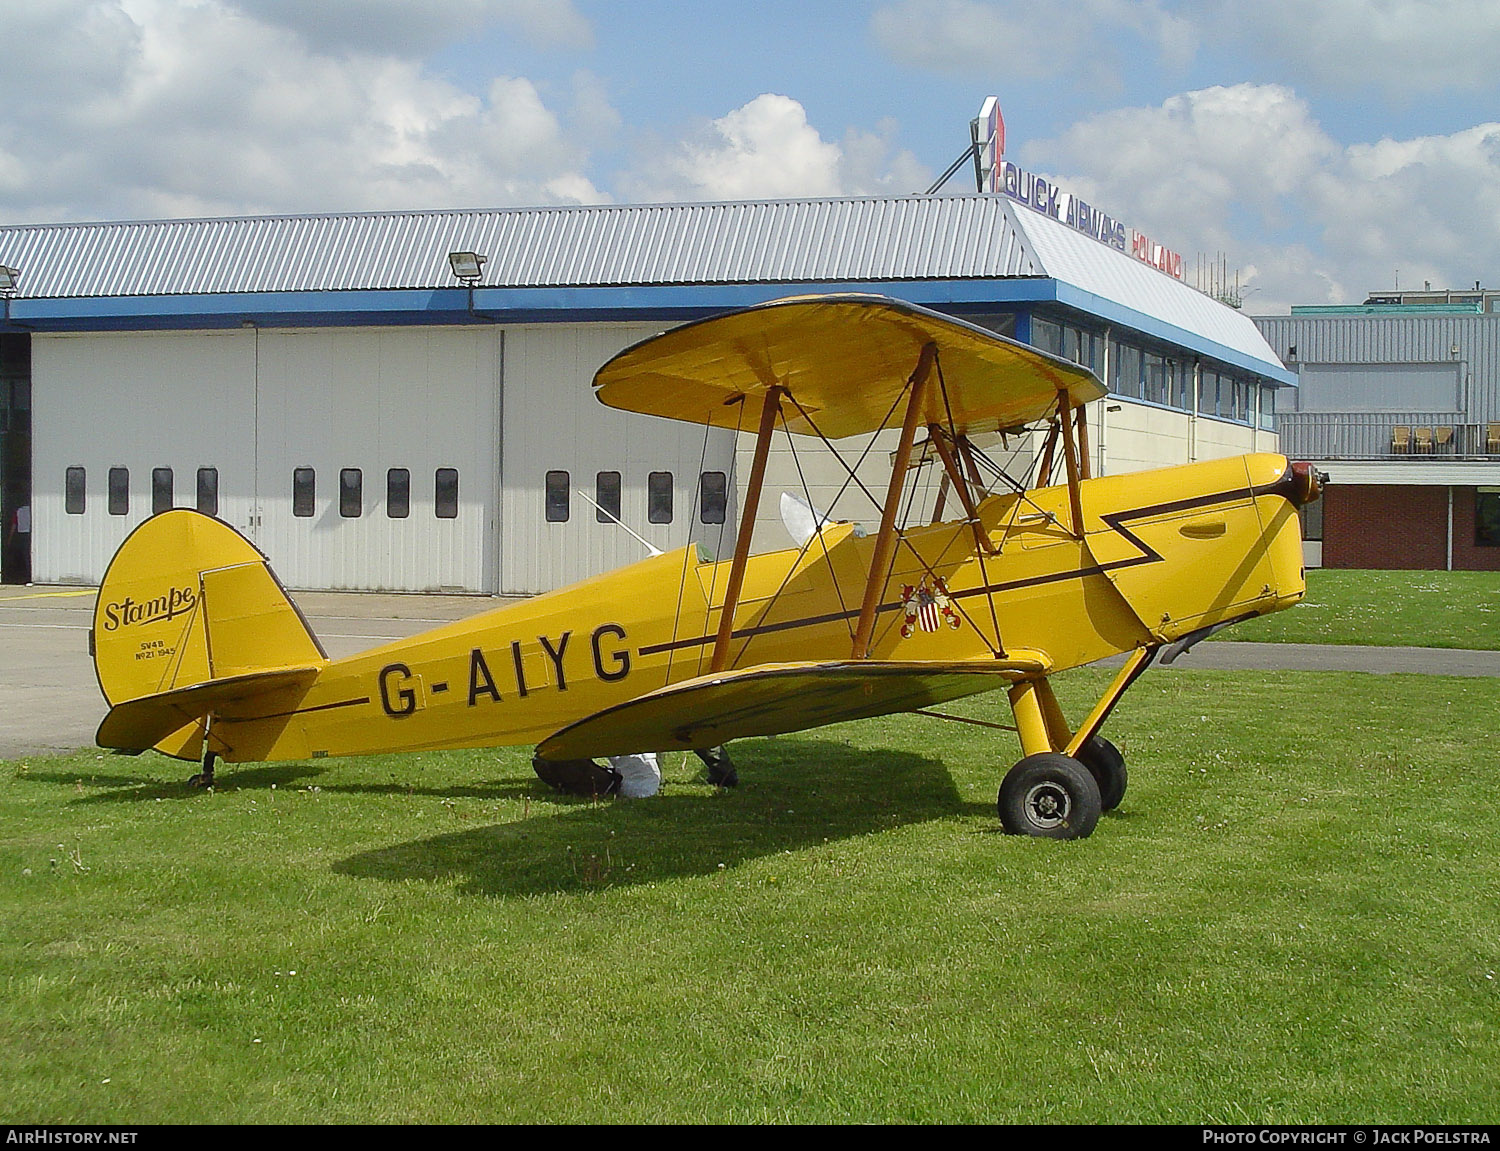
[
  {"left": 1, "top": 279, "right": 1050, "bottom": 331},
  {"left": 1050, "top": 282, "right": 1298, "bottom": 386},
  {"left": 1, "top": 276, "right": 1291, "bottom": 383}
]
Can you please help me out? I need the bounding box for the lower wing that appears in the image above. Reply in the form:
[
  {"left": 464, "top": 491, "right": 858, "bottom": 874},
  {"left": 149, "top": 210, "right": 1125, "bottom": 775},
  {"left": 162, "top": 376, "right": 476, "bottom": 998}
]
[{"left": 535, "top": 654, "right": 1050, "bottom": 762}]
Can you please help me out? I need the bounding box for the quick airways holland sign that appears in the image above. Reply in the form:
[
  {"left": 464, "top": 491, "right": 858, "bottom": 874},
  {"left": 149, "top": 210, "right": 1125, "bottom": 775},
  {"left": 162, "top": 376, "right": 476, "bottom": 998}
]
[{"left": 975, "top": 96, "right": 1184, "bottom": 281}]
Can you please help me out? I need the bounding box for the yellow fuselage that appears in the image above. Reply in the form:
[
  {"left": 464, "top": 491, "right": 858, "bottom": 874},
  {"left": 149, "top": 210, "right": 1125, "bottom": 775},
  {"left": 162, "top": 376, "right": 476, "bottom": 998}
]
[{"left": 210, "top": 452, "right": 1305, "bottom": 762}]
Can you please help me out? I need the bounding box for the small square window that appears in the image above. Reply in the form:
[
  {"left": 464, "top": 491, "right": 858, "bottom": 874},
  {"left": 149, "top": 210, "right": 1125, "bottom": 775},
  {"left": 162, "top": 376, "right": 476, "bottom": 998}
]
[
  {"left": 545, "top": 470, "right": 570, "bottom": 523},
  {"left": 65, "top": 467, "right": 86, "bottom": 515},
  {"left": 293, "top": 467, "right": 316, "bottom": 517},
  {"left": 435, "top": 468, "right": 459, "bottom": 519},
  {"left": 648, "top": 471, "right": 673, "bottom": 524},
  {"left": 387, "top": 468, "right": 410, "bottom": 519},
  {"left": 699, "top": 471, "right": 727, "bottom": 524},
  {"left": 108, "top": 467, "right": 129, "bottom": 516},
  {"left": 1476, "top": 490, "right": 1500, "bottom": 547},
  {"left": 152, "top": 467, "right": 174, "bottom": 516},
  {"left": 196, "top": 468, "right": 218, "bottom": 517},
  {"left": 595, "top": 471, "right": 621, "bottom": 524},
  {"left": 340, "top": 468, "right": 362, "bottom": 518},
  {"left": 1299, "top": 498, "right": 1324, "bottom": 543}
]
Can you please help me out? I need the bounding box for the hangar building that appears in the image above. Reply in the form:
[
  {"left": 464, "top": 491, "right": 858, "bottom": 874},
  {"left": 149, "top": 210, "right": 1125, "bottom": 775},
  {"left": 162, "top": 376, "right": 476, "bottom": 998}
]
[
  {"left": 1255, "top": 288, "right": 1500, "bottom": 571},
  {"left": 0, "top": 193, "right": 1293, "bottom": 594}
]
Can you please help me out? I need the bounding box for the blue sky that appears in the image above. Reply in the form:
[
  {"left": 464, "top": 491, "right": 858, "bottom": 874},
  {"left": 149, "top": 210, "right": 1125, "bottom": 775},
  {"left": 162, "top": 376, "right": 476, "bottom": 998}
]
[{"left": 4, "top": 1, "right": 1500, "bottom": 313}]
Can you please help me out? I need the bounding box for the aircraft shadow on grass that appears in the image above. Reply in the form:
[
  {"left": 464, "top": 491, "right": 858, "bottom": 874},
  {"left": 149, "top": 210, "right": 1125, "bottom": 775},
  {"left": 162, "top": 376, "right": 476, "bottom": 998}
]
[
  {"left": 333, "top": 736, "right": 991, "bottom": 898},
  {"left": 50, "top": 757, "right": 541, "bottom": 805},
  {"left": 48, "top": 760, "right": 334, "bottom": 803}
]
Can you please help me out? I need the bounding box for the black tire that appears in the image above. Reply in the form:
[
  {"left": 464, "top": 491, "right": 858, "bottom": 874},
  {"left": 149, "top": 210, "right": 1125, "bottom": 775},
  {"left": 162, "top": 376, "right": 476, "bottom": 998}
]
[
  {"left": 532, "top": 755, "right": 621, "bottom": 797},
  {"left": 696, "top": 744, "right": 739, "bottom": 788},
  {"left": 998, "top": 753, "right": 1102, "bottom": 839},
  {"left": 1074, "top": 735, "right": 1127, "bottom": 812}
]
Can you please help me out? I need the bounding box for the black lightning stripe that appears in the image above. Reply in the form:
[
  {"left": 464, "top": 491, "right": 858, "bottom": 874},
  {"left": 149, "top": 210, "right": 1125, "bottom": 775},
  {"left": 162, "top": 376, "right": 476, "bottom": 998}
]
[{"left": 638, "top": 476, "right": 1291, "bottom": 659}]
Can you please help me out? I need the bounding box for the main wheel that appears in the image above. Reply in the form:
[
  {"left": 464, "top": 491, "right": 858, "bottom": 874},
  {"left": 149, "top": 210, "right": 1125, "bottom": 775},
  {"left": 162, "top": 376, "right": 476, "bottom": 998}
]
[
  {"left": 998, "top": 753, "right": 1102, "bottom": 839},
  {"left": 1074, "top": 735, "right": 1127, "bottom": 812}
]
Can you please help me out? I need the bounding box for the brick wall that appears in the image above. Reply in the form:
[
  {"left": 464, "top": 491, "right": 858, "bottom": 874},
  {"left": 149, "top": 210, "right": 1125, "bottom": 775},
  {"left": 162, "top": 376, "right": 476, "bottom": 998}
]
[
  {"left": 1323, "top": 484, "right": 1447, "bottom": 569},
  {"left": 1451, "top": 486, "right": 1500, "bottom": 571},
  {"left": 1323, "top": 484, "right": 1500, "bottom": 570}
]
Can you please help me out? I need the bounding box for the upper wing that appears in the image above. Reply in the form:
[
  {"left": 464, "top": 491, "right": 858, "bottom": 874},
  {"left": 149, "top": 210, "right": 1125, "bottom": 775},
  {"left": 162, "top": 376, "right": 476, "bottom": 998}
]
[
  {"left": 592, "top": 294, "right": 1104, "bottom": 440},
  {"left": 534, "top": 655, "right": 1050, "bottom": 762}
]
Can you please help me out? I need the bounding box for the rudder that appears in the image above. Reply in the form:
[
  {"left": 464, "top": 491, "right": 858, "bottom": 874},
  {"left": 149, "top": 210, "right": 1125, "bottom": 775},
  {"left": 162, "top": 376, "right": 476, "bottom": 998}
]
[{"left": 92, "top": 510, "right": 326, "bottom": 756}]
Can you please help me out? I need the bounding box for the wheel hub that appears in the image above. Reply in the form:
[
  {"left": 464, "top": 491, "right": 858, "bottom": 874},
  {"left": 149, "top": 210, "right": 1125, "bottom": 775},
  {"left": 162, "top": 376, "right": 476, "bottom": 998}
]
[{"left": 1024, "top": 782, "right": 1071, "bottom": 828}]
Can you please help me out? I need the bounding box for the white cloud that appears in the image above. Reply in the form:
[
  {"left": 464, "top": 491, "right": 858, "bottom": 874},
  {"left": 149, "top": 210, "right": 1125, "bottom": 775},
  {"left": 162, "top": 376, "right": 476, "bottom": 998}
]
[
  {"left": 871, "top": 0, "right": 1196, "bottom": 86},
  {"left": 0, "top": 0, "right": 606, "bottom": 223},
  {"left": 1022, "top": 85, "right": 1500, "bottom": 312},
  {"left": 618, "top": 94, "right": 929, "bottom": 202},
  {"left": 223, "top": 0, "right": 592, "bottom": 56},
  {"left": 874, "top": 0, "right": 1500, "bottom": 100},
  {"left": 1225, "top": 0, "right": 1500, "bottom": 97},
  {"left": 1027, "top": 85, "right": 1337, "bottom": 244}
]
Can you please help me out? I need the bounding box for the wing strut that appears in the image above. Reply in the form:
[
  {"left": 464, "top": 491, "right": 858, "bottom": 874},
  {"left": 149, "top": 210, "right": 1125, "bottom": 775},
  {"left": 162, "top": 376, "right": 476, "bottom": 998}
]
[
  {"left": 1057, "top": 387, "right": 1086, "bottom": 538},
  {"left": 851, "top": 342, "right": 937, "bottom": 659},
  {"left": 710, "top": 385, "right": 785, "bottom": 673},
  {"left": 926, "top": 426, "right": 997, "bottom": 557}
]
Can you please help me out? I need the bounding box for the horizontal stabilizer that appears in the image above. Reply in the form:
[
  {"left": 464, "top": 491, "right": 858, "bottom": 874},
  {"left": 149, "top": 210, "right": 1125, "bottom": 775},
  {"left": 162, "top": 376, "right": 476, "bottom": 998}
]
[
  {"left": 95, "top": 666, "right": 321, "bottom": 753},
  {"left": 535, "top": 654, "right": 1050, "bottom": 762}
]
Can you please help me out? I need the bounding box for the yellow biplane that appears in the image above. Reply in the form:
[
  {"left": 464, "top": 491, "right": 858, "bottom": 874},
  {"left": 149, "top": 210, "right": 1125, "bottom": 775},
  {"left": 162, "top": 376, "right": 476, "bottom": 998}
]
[{"left": 90, "top": 294, "right": 1319, "bottom": 838}]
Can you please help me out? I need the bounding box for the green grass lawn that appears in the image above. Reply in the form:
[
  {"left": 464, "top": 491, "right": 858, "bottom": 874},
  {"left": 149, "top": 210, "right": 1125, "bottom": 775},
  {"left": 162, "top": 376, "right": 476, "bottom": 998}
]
[
  {"left": 4, "top": 669, "right": 1499, "bottom": 1123},
  {"left": 1221, "top": 567, "right": 1500, "bottom": 649}
]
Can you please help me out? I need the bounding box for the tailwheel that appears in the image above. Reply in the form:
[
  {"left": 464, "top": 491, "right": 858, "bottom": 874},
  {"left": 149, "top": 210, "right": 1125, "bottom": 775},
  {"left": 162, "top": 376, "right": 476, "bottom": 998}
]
[
  {"left": 1074, "top": 735, "right": 1127, "bottom": 812},
  {"left": 998, "top": 753, "right": 1101, "bottom": 840}
]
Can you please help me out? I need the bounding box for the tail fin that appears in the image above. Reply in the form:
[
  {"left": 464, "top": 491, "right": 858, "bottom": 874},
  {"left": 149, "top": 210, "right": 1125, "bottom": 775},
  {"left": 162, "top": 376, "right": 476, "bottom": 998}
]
[{"left": 93, "top": 510, "right": 326, "bottom": 757}]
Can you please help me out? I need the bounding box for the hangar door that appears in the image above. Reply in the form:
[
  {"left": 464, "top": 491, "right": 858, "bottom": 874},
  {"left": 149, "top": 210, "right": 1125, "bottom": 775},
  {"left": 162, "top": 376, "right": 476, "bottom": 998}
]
[
  {"left": 33, "top": 327, "right": 499, "bottom": 591},
  {"left": 254, "top": 328, "right": 498, "bottom": 592},
  {"left": 501, "top": 324, "right": 739, "bottom": 595}
]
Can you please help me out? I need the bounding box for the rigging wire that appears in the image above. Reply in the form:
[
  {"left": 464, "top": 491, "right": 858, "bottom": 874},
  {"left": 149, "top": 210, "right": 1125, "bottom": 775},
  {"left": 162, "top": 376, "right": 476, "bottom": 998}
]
[
  {"left": 724, "top": 399, "right": 858, "bottom": 670},
  {"left": 931, "top": 352, "right": 1007, "bottom": 656}
]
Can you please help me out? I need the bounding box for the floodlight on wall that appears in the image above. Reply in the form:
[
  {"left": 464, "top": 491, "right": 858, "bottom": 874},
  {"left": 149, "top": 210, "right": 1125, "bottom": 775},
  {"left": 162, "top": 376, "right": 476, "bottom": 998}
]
[
  {"left": 0, "top": 265, "right": 18, "bottom": 295},
  {"left": 448, "top": 251, "right": 486, "bottom": 283}
]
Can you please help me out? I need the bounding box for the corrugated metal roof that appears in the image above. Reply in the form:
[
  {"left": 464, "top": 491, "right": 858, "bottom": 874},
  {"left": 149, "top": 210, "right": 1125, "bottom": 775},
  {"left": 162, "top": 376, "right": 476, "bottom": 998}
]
[
  {"left": 1008, "top": 203, "right": 1281, "bottom": 369},
  {"left": 0, "top": 193, "right": 1288, "bottom": 376},
  {"left": 0, "top": 196, "right": 1044, "bottom": 298}
]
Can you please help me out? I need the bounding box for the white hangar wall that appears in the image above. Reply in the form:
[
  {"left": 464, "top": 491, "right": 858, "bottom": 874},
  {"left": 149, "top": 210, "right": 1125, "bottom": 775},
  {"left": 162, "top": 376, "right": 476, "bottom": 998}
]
[
  {"left": 33, "top": 322, "right": 739, "bottom": 595},
  {"left": 29, "top": 315, "right": 1276, "bottom": 597},
  {"left": 251, "top": 327, "right": 500, "bottom": 592},
  {"left": 35, "top": 330, "right": 259, "bottom": 586},
  {"left": 35, "top": 326, "right": 499, "bottom": 592},
  {"left": 498, "top": 323, "right": 738, "bottom": 595}
]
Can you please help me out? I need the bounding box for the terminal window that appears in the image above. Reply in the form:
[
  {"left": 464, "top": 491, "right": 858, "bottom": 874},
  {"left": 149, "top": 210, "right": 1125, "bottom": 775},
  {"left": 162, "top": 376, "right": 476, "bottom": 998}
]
[
  {"left": 152, "top": 467, "right": 174, "bottom": 516},
  {"left": 595, "top": 471, "right": 621, "bottom": 524},
  {"left": 648, "top": 471, "right": 673, "bottom": 524},
  {"left": 65, "top": 467, "right": 86, "bottom": 515},
  {"left": 197, "top": 468, "right": 218, "bottom": 516},
  {"left": 108, "top": 468, "right": 129, "bottom": 516},
  {"left": 435, "top": 468, "right": 459, "bottom": 519},
  {"left": 1477, "top": 490, "right": 1500, "bottom": 548},
  {"left": 292, "top": 467, "right": 316, "bottom": 517},
  {"left": 386, "top": 469, "right": 410, "bottom": 519}
]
